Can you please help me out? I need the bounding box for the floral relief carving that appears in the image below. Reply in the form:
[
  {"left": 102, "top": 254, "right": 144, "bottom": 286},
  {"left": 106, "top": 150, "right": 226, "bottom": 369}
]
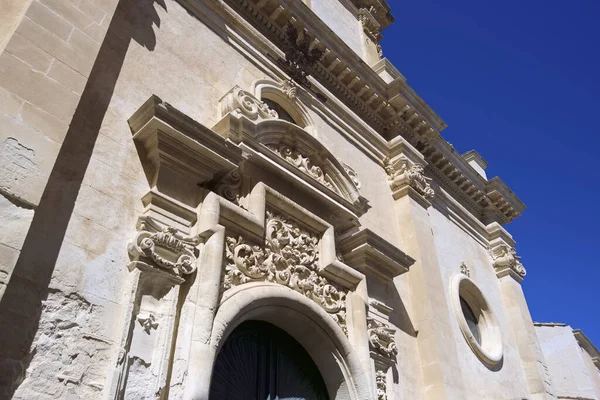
[
  {"left": 386, "top": 157, "right": 435, "bottom": 200},
  {"left": 220, "top": 85, "right": 278, "bottom": 121},
  {"left": 223, "top": 211, "right": 348, "bottom": 334},
  {"left": 490, "top": 245, "right": 526, "bottom": 277},
  {"left": 460, "top": 262, "right": 471, "bottom": 277},
  {"left": 266, "top": 143, "right": 340, "bottom": 194},
  {"left": 367, "top": 317, "right": 399, "bottom": 360},
  {"left": 375, "top": 370, "right": 387, "bottom": 400},
  {"left": 128, "top": 217, "right": 199, "bottom": 277}
]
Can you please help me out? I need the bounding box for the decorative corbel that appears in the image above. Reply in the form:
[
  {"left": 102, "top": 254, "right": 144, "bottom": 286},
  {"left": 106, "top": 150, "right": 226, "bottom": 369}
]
[
  {"left": 489, "top": 244, "right": 526, "bottom": 279},
  {"left": 385, "top": 156, "right": 434, "bottom": 203}
]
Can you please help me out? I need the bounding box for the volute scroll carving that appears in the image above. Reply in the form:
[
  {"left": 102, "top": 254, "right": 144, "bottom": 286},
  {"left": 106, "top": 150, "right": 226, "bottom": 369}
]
[
  {"left": 220, "top": 85, "right": 278, "bottom": 121},
  {"left": 367, "top": 317, "right": 399, "bottom": 360},
  {"left": 127, "top": 217, "right": 200, "bottom": 278},
  {"left": 223, "top": 211, "right": 348, "bottom": 334}
]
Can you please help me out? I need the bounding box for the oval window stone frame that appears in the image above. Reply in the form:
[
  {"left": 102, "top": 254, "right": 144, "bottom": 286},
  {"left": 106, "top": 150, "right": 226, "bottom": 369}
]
[{"left": 450, "top": 273, "right": 503, "bottom": 368}]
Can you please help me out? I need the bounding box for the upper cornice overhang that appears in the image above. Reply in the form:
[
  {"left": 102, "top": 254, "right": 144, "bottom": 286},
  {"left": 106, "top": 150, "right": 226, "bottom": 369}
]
[
  {"left": 182, "top": 0, "right": 525, "bottom": 225},
  {"left": 343, "top": 0, "right": 394, "bottom": 30},
  {"left": 574, "top": 329, "right": 600, "bottom": 369}
]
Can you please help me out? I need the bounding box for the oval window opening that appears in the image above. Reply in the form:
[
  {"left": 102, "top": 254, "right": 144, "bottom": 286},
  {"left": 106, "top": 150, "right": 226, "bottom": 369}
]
[{"left": 460, "top": 296, "right": 481, "bottom": 345}]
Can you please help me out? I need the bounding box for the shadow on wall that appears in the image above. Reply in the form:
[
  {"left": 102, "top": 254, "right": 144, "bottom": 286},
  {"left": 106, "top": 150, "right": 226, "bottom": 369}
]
[{"left": 0, "top": 0, "right": 166, "bottom": 397}]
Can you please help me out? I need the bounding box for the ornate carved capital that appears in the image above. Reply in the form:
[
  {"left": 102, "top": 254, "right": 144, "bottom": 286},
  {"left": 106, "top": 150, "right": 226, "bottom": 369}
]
[
  {"left": 489, "top": 244, "right": 526, "bottom": 278},
  {"left": 281, "top": 79, "right": 298, "bottom": 100},
  {"left": 358, "top": 7, "right": 382, "bottom": 42},
  {"left": 127, "top": 217, "right": 200, "bottom": 280},
  {"left": 223, "top": 211, "right": 348, "bottom": 334},
  {"left": 219, "top": 86, "right": 278, "bottom": 121},
  {"left": 367, "top": 317, "right": 398, "bottom": 361},
  {"left": 385, "top": 156, "right": 435, "bottom": 201}
]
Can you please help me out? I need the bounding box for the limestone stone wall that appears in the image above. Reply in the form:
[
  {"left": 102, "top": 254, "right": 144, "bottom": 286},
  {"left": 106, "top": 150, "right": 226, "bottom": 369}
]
[
  {"left": 536, "top": 324, "right": 600, "bottom": 399},
  {"left": 0, "top": 0, "right": 586, "bottom": 399}
]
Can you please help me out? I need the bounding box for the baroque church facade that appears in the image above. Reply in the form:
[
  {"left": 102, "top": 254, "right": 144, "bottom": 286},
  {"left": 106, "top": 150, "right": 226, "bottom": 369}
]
[{"left": 0, "top": 0, "right": 598, "bottom": 399}]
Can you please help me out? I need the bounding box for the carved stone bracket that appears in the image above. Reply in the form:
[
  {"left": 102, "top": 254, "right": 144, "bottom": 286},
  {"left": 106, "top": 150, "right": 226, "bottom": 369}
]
[
  {"left": 368, "top": 317, "right": 398, "bottom": 361},
  {"left": 490, "top": 244, "right": 526, "bottom": 278},
  {"left": 281, "top": 79, "right": 297, "bottom": 100},
  {"left": 219, "top": 85, "right": 278, "bottom": 121},
  {"left": 223, "top": 211, "right": 348, "bottom": 334},
  {"left": 128, "top": 216, "right": 200, "bottom": 280},
  {"left": 386, "top": 156, "right": 434, "bottom": 202}
]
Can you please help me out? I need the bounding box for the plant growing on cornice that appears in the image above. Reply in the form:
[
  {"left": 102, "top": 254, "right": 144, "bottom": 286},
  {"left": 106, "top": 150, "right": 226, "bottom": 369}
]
[{"left": 278, "top": 22, "right": 325, "bottom": 88}]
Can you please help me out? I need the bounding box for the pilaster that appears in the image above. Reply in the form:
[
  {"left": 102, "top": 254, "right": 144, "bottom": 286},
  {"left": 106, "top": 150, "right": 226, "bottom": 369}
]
[
  {"left": 487, "top": 223, "right": 556, "bottom": 400},
  {"left": 387, "top": 138, "right": 466, "bottom": 399}
]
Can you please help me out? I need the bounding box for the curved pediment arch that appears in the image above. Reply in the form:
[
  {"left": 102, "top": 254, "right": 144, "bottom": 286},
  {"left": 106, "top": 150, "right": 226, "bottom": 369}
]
[
  {"left": 251, "top": 79, "right": 315, "bottom": 134},
  {"left": 254, "top": 119, "right": 364, "bottom": 208}
]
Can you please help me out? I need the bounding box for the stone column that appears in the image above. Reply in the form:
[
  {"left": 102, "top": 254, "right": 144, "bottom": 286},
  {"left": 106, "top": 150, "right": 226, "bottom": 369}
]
[{"left": 386, "top": 140, "right": 466, "bottom": 399}]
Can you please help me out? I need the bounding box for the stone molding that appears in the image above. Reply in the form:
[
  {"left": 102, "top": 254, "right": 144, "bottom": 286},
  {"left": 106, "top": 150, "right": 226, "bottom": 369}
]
[
  {"left": 573, "top": 330, "right": 600, "bottom": 369},
  {"left": 222, "top": 210, "right": 348, "bottom": 334},
  {"left": 338, "top": 229, "right": 414, "bottom": 282}
]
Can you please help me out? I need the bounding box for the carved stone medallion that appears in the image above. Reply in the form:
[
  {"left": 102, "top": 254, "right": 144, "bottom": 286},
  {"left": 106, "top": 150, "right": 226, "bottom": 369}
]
[{"left": 367, "top": 317, "right": 399, "bottom": 360}]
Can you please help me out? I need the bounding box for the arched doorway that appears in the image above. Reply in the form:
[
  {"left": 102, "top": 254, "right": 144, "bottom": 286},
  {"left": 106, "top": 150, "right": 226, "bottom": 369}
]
[{"left": 209, "top": 320, "right": 329, "bottom": 400}]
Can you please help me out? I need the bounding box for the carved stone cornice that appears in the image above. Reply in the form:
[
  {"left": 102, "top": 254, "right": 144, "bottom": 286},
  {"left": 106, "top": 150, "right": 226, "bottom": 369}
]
[
  {"left": 222, "top": 210, "right": 349, "bottom": 334},
  {"left": 338, "top": 229, "right": 414, "bottom": 282},
  {"left": 128, "top": 95, "right": 245, "bottom": 196},
  {"left": 573, "top": 330, "right": 600, "bottom": 369}
]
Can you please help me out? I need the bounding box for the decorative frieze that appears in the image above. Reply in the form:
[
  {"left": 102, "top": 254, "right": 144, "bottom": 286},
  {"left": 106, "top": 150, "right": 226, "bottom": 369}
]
[
  {"left": 278, "top": 22, "right": 325, "bottom": 88},
  {"left": 490, "top": 244, "right": 526, "bottom": 278},
  {"left": 266, "top": 143, "right": 339, "bottom": 193},
  {"left": 128, "top": 217, "right": 200, "bottom": 278},
  {"left": 219, "top": 85, "right": 278, "bottom": 121},
  {"left": 223, "top": 211, "right": 348, "bottom": 334},
  {"left": 367, "top": 317, "right": 398, "bottom": 360},
  {"left": 386, "top": 157, "right": 434, "bottom": 201}
]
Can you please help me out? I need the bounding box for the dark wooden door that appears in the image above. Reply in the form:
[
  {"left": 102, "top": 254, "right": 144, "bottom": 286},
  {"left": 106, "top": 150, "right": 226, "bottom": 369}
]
[{"left": 209, "top": 320, "right": 329, "bottom": 400}]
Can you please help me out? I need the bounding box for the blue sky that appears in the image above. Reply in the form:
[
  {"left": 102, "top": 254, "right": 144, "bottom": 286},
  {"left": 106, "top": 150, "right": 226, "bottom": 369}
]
[{"left": 382, "top": 0, "right": 600, "bottom": 345}]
